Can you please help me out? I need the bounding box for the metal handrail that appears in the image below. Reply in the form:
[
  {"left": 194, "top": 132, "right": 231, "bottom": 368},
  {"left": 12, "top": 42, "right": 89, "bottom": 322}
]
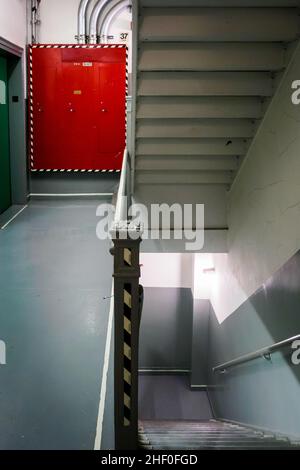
[
  {"left": 213, "top": 334, "right": 300, "bottom": 373},
  {"left": 115, "top": 148, "right": 129, "bottom": 222}
]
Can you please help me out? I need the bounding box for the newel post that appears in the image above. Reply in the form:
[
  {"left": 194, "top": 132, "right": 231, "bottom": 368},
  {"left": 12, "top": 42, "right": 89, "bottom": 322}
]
[{"left": 110, "top": 221, "right": 143, "bottom": 450}]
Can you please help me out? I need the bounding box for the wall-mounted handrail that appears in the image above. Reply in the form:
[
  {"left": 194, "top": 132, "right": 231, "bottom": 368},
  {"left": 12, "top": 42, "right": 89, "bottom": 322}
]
[{"left": 213, "top": 334, "right": 300, "bottom": 373}]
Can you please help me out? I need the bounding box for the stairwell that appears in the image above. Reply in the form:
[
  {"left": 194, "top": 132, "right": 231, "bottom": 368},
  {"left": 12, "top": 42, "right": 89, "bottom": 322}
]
[
  {"left": 132, "top": 1, "right": 300, "bottom": 191},
  {"left": 139, "top": 420, "right": 300, "bottom": 450}
]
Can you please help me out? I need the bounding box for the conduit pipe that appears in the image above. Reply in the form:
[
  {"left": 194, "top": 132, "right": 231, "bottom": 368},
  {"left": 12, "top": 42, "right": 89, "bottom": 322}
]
[
  {"left": 78, "top": 0, "right": 93, "bottom": 44},
  {"left": 31, "top": 0, "right": 42, "bottom": 44},
  {"left": 101, "top": 1, "right": 131, "bottom": 43},
  {"left": 89, "top": 0, "right": 111, "bottom": 44},
  {"left": 96, "top": 0, "right": 123, "bottom": 43}
]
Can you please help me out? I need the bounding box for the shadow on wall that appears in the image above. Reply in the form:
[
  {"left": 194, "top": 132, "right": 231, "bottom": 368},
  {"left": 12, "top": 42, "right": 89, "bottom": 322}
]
[
  {"left": 139, "top": 375, "right": 213, "bottom": 421},
  {"left": 207, "top": 250, "right": 300, "bottom": 438},
  {"left": 139, "top": 287, "right": 193, "bottom": 371}
]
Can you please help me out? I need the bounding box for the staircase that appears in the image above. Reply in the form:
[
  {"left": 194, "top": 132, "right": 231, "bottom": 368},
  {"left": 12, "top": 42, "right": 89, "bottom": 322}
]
[
  {"left": 132, "top": 1, "right": 300, "bottom": 189},
  {"left": 139, "top": 420, "right": 299, "bottom": 450}
]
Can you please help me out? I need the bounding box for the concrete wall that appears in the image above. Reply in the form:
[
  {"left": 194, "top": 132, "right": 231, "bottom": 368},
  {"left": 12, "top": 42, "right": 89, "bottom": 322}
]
[
  {"left": 139, "top": 253, "right": 194, "bottom": 370},
  {"left": 191, "top": 42, "right": 300, "bottom": 324},
  {"left": 190, "top": 299, "right": 210, "bottom": 387},
  {"left": 0, "top": 0, "right": 27, "bottom": 48},
  {"left": 207, "top": 250, "right": 300, "bottom": 439},
  {"left": 139, "top": 287, "right": 193, "bottom": 370},
  {"left": 227, "top": 41, "right": 300, "bottom": 304},
  {"left": 139, "top": 253, "right": 215, "bottom": 382}
]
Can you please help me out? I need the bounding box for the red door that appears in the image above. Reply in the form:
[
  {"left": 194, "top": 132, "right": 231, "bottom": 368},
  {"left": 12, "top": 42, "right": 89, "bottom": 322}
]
[
  {"left": 97, "top": 62, "right": 126, "bottom": 169},
  {"left": 59, "top": 61, "right": 98, "bottom": 170},
  {"left": 29, "top": 45, "right": 127, "bottom": 171},
  {"left": 32, "top": 59, "right": 59, "bottom": 169}
]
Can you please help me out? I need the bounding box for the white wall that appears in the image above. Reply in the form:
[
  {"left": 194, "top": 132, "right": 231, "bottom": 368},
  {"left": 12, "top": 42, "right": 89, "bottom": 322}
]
[
  {"left": 140, "top": 253, "right": 194, "bottom": 289},
  {"left": 140, "top": 252, "right": 248, "bottom": 323},
  {"left": 0, "top": 0, "right": 27, "bottom": 47},
  {"left": 38, "top": 0, "right": 78, "bottom": 44},
  {"left": 193, "top": 253, "right": 248, "bottom": 323},
  {"left": 140, "top": 252, "right": 245, "bottom": 325}
]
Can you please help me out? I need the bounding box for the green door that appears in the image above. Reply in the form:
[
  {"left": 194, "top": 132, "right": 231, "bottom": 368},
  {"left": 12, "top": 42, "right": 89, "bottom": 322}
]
[{"left": 0, "top": 56, "right": 11, "bottom": 214}]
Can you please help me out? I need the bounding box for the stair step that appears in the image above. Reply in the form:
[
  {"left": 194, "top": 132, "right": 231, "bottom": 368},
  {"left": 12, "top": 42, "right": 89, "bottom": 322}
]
[
  {"left": 142, "top": 444, "right": 289, "bottom": 450},
  {"left": 136, "top": 170, "right": 234, "bottom": 185},
  {"left": 141, "top": 436, "right": 283, "bottom": 442},
  {"left": 139, "top": 420, "right": 297, "bottom": 450},
  {"left": 141, "top": 432, "right": 258, "bottom": 436},
  {"left": 139, "top": 7, "right": 299, "bottom": 43},
  {"left": 138, "top": 72, "right": 273, "bottom": 97},
  {"left": 137, "top": 119, "right": 255, "bottom": 139},
  {"left": 136, "top": 138, "right": 248, "bottom": 157},
  {"left": 136, "top": 156, "right": 240, "bottom": 172},
  {"left": 137, "top": 97, "right": 263, "bottom": 119},
  {"left": 138, "top": 43, "right": 286, "bottom": 72}
]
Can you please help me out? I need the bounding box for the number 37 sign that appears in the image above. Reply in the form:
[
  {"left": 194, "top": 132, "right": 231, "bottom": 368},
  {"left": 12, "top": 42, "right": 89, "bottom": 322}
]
[{"left": 120, "top": 32, "right": 129, "bottom": 42}]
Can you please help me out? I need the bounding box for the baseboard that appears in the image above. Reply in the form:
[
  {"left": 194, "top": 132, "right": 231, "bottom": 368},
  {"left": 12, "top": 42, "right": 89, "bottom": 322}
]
[
  {"left": 139, "top": 368, "right": 190, "bottom": 376},
  {"left": 190, "top": 384, "right": 208, "bottom": 391}
]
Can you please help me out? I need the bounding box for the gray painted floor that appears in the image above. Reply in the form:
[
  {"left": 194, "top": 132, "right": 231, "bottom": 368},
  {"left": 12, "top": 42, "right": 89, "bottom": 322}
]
[
  {"left": 139, "top": 375, "right": 213, "bottom": 421},
  {"left": 0, "top": 199, "right": 113, "bottom": 449}
]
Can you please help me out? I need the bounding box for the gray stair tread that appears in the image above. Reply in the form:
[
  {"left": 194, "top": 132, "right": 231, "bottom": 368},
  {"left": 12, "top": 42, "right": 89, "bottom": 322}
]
[{"left": 139, "top": 420, "right": 297, "bottom": 450}]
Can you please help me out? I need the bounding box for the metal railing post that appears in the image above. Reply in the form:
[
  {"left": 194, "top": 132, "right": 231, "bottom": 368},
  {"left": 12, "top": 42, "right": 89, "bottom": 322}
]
[{"left": 110, "top": 221, "right": 143, "bottom": 450}]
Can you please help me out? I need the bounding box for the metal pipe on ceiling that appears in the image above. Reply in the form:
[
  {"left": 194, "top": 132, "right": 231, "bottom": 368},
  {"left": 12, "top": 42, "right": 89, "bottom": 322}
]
[
  {"left": 100, "top": 0, "right": 131, "bottom": 43},
  {"left": 103, "top": 2, "right": 131, "bottom": 42},
  {"left": 78, "top": 0, "right": 92, "bottom": 44},
  {"left": 96, "top": 0, "right": 123, "bottom": 43},
  {"left": 89, "top": 0, "right": 111, "bottom": 44}
]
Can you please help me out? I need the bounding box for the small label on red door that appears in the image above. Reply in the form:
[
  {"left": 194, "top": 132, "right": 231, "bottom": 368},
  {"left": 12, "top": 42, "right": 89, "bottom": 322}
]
[{"left": 83, "top": 62, "right": 93, "bottom": 67}]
